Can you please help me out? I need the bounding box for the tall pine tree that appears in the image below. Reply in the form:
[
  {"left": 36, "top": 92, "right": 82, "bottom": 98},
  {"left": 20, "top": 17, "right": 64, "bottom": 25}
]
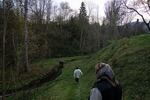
[
  {"left": 79, "top": 2, "right": 88, "bottom": 53},
  {"left": 79, "top": 2, "right": 88, "bottom": 22}
]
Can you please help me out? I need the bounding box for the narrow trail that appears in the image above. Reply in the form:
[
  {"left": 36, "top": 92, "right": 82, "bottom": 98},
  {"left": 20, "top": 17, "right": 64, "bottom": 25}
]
[
  {"left": 76, "top": 83, "right": 81, "bottom": 100},
  {"left": 0, "top": 58, "right": 81, "bottom": 98}
]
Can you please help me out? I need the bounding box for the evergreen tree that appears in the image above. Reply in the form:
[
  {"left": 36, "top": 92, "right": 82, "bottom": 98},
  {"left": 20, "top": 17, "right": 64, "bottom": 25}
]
[
  {"left": 79, "top": 2, "right": 89, "bottom": 53},
  {"left": 79, "top": 2, "right": 88, "bottom": 22}
]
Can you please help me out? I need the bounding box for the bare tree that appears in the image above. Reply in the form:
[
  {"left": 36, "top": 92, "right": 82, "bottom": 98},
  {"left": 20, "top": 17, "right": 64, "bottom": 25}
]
[
  {"left": 86, "top": 1, "right": 95, "bottom": 18},
  {"left": 124, "top": 0, "right": 150, "bottom": 31},
  {"left": 86, "top": 1, "right": 100, "bottom": 23},
  {"left": 2, "top": 0, "right": 6, "bottom": 99},
  {"left": 14, "top": 0, "right": 24, "bottom": 16},
  {"left": 2, "top": 0, "right": 14, "bottom": 99},
  {"left": 29, "top": 0, "right": 47, "bottom": 23},
  {"left": 52, "top": 4, "right": 58, "bottom": 21},
  {"left": 59, "top": 2, "right": 72, "bottom": 20},
  {"left": 45, "top": 0, "right": 53, "bottom": 57},
  {"left": 24, "top": 0, "right": 30, "bottom": 72},
  {"left": 105, "top": 0, "right": 126, "bottom": 39},
  {"left": 46, "top": 0, "right": 53, "bottom": 22}
]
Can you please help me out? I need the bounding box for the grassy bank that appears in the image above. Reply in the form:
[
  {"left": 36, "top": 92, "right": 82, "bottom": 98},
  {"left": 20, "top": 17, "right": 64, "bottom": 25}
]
[{"left": 30, "top": 34, "right": 150, "bottom": 100}]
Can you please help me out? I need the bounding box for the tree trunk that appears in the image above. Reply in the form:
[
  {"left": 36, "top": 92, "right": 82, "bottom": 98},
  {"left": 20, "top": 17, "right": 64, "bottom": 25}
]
[
  {"left": 80, "top": 30, "right": 83, "bottom": 51},
  {"left": 2, "top": 0, "right": 7, "bottom": 99},
  {"left": 24, "top": 0, "right": 30, "bottom": 72},
  {"left": 12, "top": 31, "right": 19, "bottom": 73}
]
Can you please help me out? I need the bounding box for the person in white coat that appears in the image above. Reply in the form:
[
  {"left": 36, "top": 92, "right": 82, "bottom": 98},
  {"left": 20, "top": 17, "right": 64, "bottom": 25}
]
[{"left": 73, "top": 67, "right": 83, "bottom": 83}]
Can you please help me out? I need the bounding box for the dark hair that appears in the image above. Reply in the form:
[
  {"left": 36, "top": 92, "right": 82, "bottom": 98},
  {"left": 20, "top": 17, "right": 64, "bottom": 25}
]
[
  {"left": 96, "top": 63, "right": 105, "bottom": 74},
  {"left": 76, "top": 67, "right": 79, "bottom": 69}
]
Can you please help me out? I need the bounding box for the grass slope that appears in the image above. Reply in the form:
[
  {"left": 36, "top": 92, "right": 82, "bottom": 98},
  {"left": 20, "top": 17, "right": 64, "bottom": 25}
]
[{"left": 33, "top": 34, "right": 150, "bottom": 100}]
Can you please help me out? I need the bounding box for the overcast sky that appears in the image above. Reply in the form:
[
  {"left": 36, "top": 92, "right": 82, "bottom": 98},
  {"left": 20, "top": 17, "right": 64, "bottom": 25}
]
[
  {"left": 55, "top": 0, "right": 150, "bottom": 22},
  {"left": 55, "top": 0, "right": 108, "bottom": 18}
]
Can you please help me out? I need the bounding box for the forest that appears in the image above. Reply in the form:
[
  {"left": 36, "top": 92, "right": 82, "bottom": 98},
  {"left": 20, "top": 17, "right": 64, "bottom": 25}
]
[{"left": 0, "top": 0, "right": 150, "bottom": 100}]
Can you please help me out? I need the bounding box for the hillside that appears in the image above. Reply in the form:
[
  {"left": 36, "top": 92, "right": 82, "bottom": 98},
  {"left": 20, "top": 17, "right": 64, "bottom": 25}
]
[
  {"left": 8, "top": 34, "right": 150, "bottom": 100},
  {"left": 31, "top": 34, "right": 150, "bottom": 100}
]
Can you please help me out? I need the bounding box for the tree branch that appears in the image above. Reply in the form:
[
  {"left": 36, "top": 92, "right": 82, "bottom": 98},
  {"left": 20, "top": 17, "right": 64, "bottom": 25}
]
[
  {"left": 125, "top": 4, "right": 146, "bottom": 23},
  {"left": 123, "top": 0, "right": 150, "bottom": 31},
  {"left": 148, "top": 0, "right": 150, "bottom": 10}
]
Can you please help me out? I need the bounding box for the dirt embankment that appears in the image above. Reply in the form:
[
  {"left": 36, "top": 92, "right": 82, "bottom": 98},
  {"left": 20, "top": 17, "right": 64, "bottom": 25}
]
[{"left": 0, "top": 62, "right": 64, "bottom": 97}]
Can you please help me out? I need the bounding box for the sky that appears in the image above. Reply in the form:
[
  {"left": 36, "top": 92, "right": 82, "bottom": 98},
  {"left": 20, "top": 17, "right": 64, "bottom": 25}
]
[
  {"left": 55, "top": 0, "right": 108, "bottom": 18},
  {"left": 55, "top": 0, "right": 149, "bottom": 22}
]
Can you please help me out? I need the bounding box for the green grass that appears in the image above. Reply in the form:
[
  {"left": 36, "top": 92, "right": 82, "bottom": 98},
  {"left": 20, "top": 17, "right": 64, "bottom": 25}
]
[
  {"left": 0, "top": 55, "right": 86, "bottom": 90},
  {"left": 30, "top": 34, "right": 150, "bottom": 100},
  {"left": 7, "top": 34, "right": 150, "bottom": 100}
]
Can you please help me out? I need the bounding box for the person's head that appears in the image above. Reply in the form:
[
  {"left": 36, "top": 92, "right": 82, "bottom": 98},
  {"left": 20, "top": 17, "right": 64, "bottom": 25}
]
[
  {"left": 95, "top": 63, "right": 105, "bottom": 73},
  {"left": 95, "top": 63, "right": 114, "bottom": 80},
  {"left": 76, "top": 67, "right": 79, "bottom": 69}
]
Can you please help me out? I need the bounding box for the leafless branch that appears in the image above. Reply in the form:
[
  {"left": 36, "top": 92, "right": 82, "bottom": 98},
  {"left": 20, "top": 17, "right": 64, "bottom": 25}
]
[{"left": 123, "top": 0, "right": 150, "bottom": 31}]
